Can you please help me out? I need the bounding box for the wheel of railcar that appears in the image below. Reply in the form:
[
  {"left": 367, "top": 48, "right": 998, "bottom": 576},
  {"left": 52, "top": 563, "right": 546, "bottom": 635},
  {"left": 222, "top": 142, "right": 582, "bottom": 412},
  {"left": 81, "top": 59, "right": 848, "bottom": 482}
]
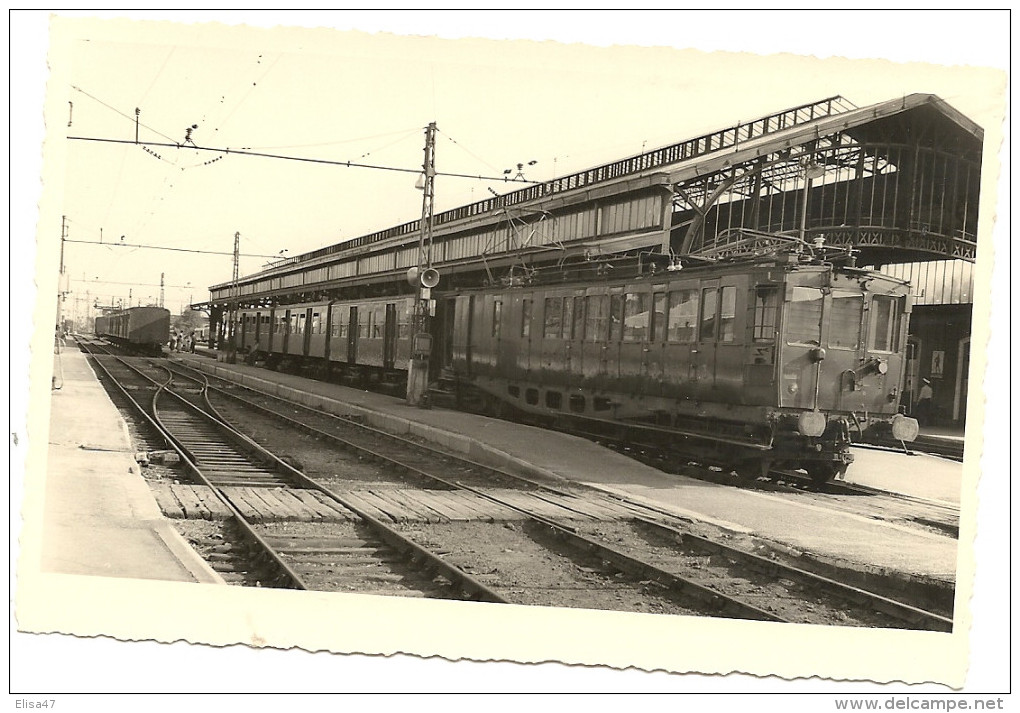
[
  {"left": 806, "top": 462, "right": 845, "bottom": 488},
  {"left": 735, "top": 458, "right": 769, "bottom": 482},
  {"left": 479, "top": 392, "right": 499, "bottom": 417}
]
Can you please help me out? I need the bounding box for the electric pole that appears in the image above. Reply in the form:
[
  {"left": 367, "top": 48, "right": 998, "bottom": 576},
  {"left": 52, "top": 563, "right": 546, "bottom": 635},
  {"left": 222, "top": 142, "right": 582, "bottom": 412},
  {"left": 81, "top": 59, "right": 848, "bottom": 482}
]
[
  {"left": 406, "top": 122, "right": 437, "bottom": 407},
  {"left": 56, "top": 215, "right": 68, "bottom": 334},
  {"left": 228, "top": 231, "right": 240, "bottom": 361}
]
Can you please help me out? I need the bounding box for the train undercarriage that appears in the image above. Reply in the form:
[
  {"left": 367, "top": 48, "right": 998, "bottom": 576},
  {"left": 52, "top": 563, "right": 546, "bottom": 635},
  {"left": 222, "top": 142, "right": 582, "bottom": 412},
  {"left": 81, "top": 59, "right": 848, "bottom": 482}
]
[{"left": 449, "top": 378, "right": 856, "bottom": 487}]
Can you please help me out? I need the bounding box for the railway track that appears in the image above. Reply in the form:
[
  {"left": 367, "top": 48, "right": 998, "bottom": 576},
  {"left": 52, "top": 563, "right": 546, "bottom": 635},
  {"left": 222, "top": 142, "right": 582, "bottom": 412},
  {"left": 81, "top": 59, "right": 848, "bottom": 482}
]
[
  {"left": 179, "top": 345, "right": 960, "bottom": 537},
  {"left": 590, "top": 430, "right": 961, "bottom": 539},
  {"left": 154, "top": 355, "right": 953, "bottom": 630},
  {"left": 78, "top": 339, "right": 506, "bottom": 601}
]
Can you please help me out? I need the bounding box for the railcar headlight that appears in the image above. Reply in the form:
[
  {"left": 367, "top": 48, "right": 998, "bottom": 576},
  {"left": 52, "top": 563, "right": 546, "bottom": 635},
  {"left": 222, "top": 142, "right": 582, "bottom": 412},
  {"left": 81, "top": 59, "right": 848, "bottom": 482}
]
[
  {"left": 877, "top": 359, "right": 888, "bottom": 375},
  {"left": 891, "top": 414, "right": 920, "bottom": 442},
  {"left": 797, "top": 411, "right": 826, "bottom": 437}
]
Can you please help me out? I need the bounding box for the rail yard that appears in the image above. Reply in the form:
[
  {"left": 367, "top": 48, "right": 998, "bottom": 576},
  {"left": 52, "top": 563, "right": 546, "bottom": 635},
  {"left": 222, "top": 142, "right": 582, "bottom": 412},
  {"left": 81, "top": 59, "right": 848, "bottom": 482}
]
[
  {"left": 39, "top": 90, "right": 979, "bottom": 669},
  {"left": 55, "top": 335, "right": 959, "bottom": 631}
]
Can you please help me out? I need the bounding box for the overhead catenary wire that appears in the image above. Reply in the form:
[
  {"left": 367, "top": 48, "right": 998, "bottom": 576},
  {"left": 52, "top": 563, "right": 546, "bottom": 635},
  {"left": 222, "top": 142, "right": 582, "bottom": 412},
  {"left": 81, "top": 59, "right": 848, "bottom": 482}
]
[
  {"left": 71, "top": 277, "right": 199, "bottom": 289},
  {"left": 70, "top": 85, "right": 178, "bottom": 143},
  {"left": 63, "top": 237, "right": 279, "bottom": 259},
  {"left": 67, "top": 135, "right": 542, "bottom": 185},
  {"left": 437, "top": 128, "right": 504, "bottom": 175}
]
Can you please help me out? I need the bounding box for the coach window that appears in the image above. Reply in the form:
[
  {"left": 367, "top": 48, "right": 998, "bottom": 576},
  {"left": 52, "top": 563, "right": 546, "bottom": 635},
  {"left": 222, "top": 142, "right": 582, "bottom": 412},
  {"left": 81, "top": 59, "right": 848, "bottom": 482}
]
[
  {"left": 870, "top": 295, "right": 900, "bottom": 352},
  {"left": 398, "top": 304, "right": 411, "bottom": 339},
  {"left": 609, "top": 294, "right": 624, "bottom": 342},
  {"left": 623, "top": 293, "right": 648, "bottom": 342},
  {"left": 492, "top": 300, "right": 502, "bottom": 338},
  {"left": 700, "top": 288, "right": 718, "bottom": 341},
  {"left": 312, "top": 312, "right": 321, "bottom": 334},
  {"left": 829, "top": 291, "right": 863, "bottom": 349},
  {"left": 585, "top": 295, "right": 608, "bottom": 341},
  {"left": 667, "top": 289, "right": 698, "bottom": 342},
  {"left": 752, "top": 287, "right": 779, "bottom": 341},
  {"left": 786, "top": 287, "right": 823, "bottom": 346},
  {"left": 651, "top": 292, "right": 666, "bottom": 342},
  {"left": 562, "top": 297, "right": 575, "bottom": 339},
  {"left": 719, "top": 286, "right": 737, "bottom": 342},
  {"left": 372, "top": 308, "right": 383, "bottom": 339},
  {"left": 359, "top": 311, "right": 371, "bottom": 339},
  {"left": 521, "top": 299, "right": 532, "bottom": 338},
  {"left": 544, "top": 296, "right": 563, "bottom": 339},
  {"left": 572, "top": 296, "right": 586, "bottom": 340}
]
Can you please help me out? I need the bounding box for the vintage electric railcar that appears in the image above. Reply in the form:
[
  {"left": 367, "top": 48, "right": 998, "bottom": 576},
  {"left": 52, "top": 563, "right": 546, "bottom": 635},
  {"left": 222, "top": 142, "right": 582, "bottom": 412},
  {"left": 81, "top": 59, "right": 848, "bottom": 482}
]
[
  {"left": 237, "top": 254, "right": 919, "bottom": 483},
  {"left": 94, "top": 306, "right": 170, "bottom": 355},
  {"left": 239, "top": 295, "right": 416, "bottom": 383}
]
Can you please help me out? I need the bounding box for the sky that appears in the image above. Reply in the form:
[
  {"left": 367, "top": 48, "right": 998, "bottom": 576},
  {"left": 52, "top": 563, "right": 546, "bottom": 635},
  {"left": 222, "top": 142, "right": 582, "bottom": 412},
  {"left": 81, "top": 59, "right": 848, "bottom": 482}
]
[{"left": 11, "top": 9, "right": 1013, "bottom": 699}]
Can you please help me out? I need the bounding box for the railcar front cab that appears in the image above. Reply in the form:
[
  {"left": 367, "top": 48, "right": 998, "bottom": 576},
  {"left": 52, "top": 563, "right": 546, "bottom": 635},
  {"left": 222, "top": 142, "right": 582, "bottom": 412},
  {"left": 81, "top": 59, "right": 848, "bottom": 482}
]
[{"left": 765, "top": 265, "right": 919, "bottom": 482}]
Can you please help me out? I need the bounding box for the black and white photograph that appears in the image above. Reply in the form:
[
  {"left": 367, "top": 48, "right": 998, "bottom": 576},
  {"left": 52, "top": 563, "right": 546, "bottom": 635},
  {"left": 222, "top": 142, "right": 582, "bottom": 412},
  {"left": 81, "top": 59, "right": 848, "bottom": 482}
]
[{"left": 11, "top": 10, "right": 1010, "bottom": 703}]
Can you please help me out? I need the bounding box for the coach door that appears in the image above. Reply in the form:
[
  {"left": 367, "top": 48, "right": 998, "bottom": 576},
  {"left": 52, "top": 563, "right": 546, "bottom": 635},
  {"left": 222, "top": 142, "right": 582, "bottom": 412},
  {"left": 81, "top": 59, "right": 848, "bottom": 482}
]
[
  {"left": 267, "top": 307, "right": 277, "bottom": 352},
  {"left": 712, "top": 278, "right": 741, "bottom": 399},
  {"left": 441, "top": 297, "right": 457, "bottom": 370},
  {"left": 563, "top": 293, "right": 585, "bottom": 385},
  {"left": 282, "top": 309, "right": 292, "bottom": 353},
  {"left": 302, "top": 307, "right": 313, "bottom": 355},
  {"left": 691, "top": 280, "right": 719, "bottom": 396},
  {"left": 347, "top": 306, "right": 359, "bottom": 364},
  {"left": 463, "top": 295, "right": 476, "bottom": 373},
  {"left": 383, "top": 302, "right": 397, "bottom": 368}
]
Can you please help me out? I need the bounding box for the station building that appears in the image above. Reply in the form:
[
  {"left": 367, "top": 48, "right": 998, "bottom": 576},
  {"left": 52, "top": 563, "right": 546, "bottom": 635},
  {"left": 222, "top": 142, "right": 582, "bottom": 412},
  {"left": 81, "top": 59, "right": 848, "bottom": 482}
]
[{"left": 880, "top": 259, "right": 974, "bottom": 428}]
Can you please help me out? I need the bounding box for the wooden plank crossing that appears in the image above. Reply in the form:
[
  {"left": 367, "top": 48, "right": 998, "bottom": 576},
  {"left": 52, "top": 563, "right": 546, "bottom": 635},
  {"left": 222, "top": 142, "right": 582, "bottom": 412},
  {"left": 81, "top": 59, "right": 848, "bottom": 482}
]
[
  {"left": 219, "top": 487, "right": 358, "bottom": 523},
  {"left": 332, "top": 488, "right": 639, "bottom": 524},
  {"left": 150, "top": 483, "right": 233, "bottom": 520},
  {"left": 152, "top": 484, "right": 642, "bottom": 524}
]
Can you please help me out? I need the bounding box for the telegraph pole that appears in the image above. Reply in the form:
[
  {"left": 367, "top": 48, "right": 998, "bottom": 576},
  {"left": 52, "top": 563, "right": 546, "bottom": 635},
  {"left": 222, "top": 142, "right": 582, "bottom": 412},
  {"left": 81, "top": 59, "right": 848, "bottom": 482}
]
[{"left": 406, "top": 122, "right": 437, "bottom": 407}]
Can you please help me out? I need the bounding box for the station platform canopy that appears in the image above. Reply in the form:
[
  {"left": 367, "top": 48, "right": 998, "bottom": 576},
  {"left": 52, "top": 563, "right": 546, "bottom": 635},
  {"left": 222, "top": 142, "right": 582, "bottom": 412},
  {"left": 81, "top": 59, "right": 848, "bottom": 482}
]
[{"left": 207, "top": 93, "right": 983, "bottom": 309}]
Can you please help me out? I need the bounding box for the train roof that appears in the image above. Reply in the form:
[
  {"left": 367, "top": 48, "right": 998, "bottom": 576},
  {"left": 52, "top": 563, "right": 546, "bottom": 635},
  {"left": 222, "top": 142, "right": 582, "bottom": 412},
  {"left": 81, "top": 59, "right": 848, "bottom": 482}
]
[{"left": 102, "top": 305, "right": 171, "bottom": 318}]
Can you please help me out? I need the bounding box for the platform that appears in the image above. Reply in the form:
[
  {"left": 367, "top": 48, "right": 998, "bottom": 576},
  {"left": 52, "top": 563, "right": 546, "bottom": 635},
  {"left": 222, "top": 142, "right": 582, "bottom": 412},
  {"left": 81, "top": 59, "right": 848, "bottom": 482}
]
[
  {"left": 176, "top": 353, "right": 963, "bottom": 583},
  {"left": 37, "top": 346, "right": 223, "bottom": 585}
]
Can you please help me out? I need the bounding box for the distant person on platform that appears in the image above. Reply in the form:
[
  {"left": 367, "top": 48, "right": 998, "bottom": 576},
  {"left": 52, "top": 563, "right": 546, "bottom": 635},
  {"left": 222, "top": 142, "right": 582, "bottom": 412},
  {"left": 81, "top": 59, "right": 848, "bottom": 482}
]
[
  {"left": 915, "top": 378, "right": 934, "bottom": 426},
  {"left": 190, "top": 331, "right": 197, "bottom": 353}
]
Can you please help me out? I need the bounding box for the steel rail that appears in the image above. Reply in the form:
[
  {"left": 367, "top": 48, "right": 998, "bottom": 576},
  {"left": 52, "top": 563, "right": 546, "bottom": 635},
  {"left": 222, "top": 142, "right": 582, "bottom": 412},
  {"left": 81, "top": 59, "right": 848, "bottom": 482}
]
[
  {"left": 455, "top": 483, "right": 787, "bottom": 624},
  {"left": 85, "top": 344, "right": 502, "bottom": 598},
  {"left": 167, "top": 359, "right": 566, "bottom": 493},
  {"left": 632, "top": 517, "right": 954, "bottom": 632},
  {"left": 80, "top": 343, "right": 308, "bottom": 588},
  {"left": 154, "top": 362, "right": 508, "bottom": 603}
]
